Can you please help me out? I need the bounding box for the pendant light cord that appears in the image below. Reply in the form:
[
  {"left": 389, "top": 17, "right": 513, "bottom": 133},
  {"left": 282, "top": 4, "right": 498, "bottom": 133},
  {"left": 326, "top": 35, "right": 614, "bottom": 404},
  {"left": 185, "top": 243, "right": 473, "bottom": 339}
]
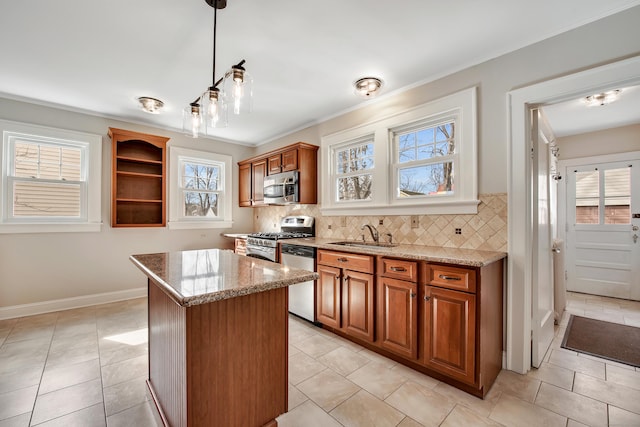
[{"left": 211, "top": 3, "right": 218, "bottom": 88}]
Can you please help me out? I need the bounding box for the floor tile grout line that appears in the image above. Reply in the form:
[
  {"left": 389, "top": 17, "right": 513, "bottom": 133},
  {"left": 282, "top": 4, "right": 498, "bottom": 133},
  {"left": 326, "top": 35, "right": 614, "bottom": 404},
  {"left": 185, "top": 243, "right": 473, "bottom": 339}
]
[{"left": 28, "top": 314, "right": 58, "bottom": 427}]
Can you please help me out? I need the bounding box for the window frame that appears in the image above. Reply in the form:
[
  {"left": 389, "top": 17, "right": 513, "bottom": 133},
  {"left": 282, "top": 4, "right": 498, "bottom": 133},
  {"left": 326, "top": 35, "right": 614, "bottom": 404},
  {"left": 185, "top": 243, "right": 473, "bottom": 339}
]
[
  {"left": 320, "top": 87, "right": 478, "bottom": 216},
  {"left": 168, "top": 146, "right": 232, "bottom": 229},
  {"left": 0, "top": 119, "right": 102, "bottom": 233}
]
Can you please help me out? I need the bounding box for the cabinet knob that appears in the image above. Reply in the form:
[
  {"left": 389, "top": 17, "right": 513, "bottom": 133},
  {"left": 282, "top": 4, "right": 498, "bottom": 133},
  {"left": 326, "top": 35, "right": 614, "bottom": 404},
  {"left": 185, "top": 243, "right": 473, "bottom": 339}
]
[
  {"left": 410, "top": 292, "right": 416, "bottom": 298},
  {"left": 423, "top": 295, "right": 431, "bottom": 301}
]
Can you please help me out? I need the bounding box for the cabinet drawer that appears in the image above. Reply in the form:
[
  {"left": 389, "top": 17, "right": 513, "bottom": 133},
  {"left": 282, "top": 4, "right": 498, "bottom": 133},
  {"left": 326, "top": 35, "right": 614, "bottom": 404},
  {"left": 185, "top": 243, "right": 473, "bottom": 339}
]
[
  {"left": 317, "top": 250, "right": 374, "bottom": 274},
  {"left": 379, "top": 258, "right": 418, "bottom": 282},
  {"left": 429, "top": 265, "right": 476, "bottom": 293}
]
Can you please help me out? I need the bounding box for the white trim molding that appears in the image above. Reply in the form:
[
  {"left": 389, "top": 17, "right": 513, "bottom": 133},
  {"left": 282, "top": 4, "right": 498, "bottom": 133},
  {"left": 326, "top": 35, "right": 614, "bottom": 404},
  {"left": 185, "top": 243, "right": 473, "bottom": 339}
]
[{"left": 0, "top": 287, "right": 146, "bottom": 320}]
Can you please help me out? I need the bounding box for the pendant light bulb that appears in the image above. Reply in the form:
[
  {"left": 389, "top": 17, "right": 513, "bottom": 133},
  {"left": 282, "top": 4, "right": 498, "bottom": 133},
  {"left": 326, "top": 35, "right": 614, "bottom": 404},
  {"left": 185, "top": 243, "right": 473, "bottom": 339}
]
[
  {"left": 183, "top": 103, "right": 202, "bottom": 138},
  {"left": 224, "top": 62, "right": 253, "bottom": 116}
]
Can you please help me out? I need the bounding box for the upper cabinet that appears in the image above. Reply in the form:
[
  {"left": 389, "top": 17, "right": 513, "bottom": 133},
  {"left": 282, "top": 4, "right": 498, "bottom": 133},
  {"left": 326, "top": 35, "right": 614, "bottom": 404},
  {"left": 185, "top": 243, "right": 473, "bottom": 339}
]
[
  {"left": 238, "top": 142, "right": 318, "bottom": 207},
  {"left": 109, "top": 128, "right": 169, "bottom": 227}
]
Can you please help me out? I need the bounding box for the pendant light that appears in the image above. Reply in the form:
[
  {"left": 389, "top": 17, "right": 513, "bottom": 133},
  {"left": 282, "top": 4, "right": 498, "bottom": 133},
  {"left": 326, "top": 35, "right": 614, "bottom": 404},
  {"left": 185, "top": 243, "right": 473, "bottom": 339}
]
[{"left": 183, "top": 0, "right": 252, "bottom": 137}]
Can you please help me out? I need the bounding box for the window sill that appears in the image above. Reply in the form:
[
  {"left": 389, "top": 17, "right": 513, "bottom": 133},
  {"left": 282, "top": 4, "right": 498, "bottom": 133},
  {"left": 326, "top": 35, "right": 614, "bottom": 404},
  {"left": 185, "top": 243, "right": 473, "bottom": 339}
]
[
  {"left": 0, "top": 222, "right": 102, "bottom": 234},
  {"left": 319, "top": 199, "right": 480, "bottom": 216},
  {"left": 168, "top": 220, "right": 233, "bottom": 230}
]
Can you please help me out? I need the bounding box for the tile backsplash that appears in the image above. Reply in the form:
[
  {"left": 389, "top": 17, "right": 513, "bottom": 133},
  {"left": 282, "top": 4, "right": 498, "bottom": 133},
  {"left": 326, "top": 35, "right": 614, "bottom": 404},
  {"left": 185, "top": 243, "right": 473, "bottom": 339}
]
[{"left": 253, "top": 193, "right": 507, "bottom": 252}]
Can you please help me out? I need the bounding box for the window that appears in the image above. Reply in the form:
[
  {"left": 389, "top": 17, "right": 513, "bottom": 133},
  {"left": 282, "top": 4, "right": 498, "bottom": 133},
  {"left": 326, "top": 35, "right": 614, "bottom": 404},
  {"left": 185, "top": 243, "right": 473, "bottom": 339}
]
[
  {"left": 394, "top": 120, "right": 456, "bottom": 198},
  {"left": 0, "top": 119, "right": 102, "bottom": 233},
  {"left": 334, "top": 137, "right": 374, "bottom": 201},
  {"left": 168, "top": 146, "right": 232, "bottom": 229},
  {"left": 575, "top": 166, "right": 631, "bottom": 225},
  {"left": 321, "top": 87, "right": 477, "bottom": 215}
]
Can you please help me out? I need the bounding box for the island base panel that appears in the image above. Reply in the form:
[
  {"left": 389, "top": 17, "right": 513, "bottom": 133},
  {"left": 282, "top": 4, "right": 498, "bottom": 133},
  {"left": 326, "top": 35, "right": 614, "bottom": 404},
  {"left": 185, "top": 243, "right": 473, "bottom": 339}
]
[{"left": 148, "top": 279, "right": 288, "bottom": 426}]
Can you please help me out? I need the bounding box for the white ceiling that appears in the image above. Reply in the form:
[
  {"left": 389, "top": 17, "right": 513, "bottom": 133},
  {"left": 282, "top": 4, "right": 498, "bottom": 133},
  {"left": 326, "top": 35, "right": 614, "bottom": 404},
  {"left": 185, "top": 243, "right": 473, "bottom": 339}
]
[
  {"left": 1, "top": 0, "right": 639, "bottom": 146},
  {"left": 543, "top": 84, "right": 640, "bottom": 138}
]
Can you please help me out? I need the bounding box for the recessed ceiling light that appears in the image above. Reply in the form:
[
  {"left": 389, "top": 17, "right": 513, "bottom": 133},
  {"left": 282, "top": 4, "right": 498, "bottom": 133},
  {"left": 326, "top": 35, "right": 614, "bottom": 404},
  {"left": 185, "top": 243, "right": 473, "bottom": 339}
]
[
  {"left": 138, "top": 96, "right": 164, "bottom": 114},
  {"left": 584, "top": 89, "right": 621, "bottom": 107},
  {"left": 354, "top": 77, "right": 384, "bottom": 98}
]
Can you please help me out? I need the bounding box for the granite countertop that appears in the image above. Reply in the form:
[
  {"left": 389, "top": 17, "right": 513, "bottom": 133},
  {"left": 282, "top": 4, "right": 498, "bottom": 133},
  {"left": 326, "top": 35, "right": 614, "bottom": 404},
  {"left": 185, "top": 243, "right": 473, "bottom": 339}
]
[
  {"left": 221, "top": 233, "right": 249, "bottom": 239},
  {"left": 130, "top": 248, "right": 318, "bottom": 307},
  {"left": 281, "top": 237, "right": 506, "bottom": 267}
]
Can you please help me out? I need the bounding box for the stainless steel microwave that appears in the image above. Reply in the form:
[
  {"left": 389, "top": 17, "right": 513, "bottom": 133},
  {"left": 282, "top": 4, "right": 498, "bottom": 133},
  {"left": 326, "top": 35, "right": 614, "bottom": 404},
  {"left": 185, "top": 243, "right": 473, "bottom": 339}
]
[{"left": 263, "top": 170, "right": 299, "bottom": 204}]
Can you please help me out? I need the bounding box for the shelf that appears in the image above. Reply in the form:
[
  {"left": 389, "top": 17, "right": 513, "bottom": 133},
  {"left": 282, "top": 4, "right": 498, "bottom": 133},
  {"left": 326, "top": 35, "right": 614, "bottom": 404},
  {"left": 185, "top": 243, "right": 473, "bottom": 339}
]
[{"left": 109, "top": 128, "right": 169, "bottom": 227}]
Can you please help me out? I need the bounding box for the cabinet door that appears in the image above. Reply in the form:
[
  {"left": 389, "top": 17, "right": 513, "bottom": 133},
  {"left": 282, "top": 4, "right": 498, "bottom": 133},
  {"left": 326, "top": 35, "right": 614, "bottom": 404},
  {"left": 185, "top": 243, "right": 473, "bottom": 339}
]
[
  {"left": 251, "top": 160, "right": 266, "bottom": 206},
  {"left": 378, "top": 277, "right": 418, "bottom": 359},
  {"left": 238, "top": 163, "right": 252, "bottom": 207},
  {"left": 316, "top": 265, "right": 341, "bottom": 329},
  {"left": 281, "top": 148, "right": 298, "bottom": 172},
  {"left": 342, "top": 270, "right": 375, "bottom": 342},
  {"left": 422, "top": 285, "right": 476, "bottom": 385},
  {"left": 267, "top": 154, "right": 282, "bottom": 175}
]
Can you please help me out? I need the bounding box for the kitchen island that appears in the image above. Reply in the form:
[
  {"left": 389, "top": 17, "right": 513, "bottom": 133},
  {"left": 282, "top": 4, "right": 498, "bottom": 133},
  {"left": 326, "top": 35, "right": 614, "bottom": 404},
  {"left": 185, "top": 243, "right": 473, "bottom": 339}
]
[{"left": 130, "top": 249, "right": 318, "bottom": 427}]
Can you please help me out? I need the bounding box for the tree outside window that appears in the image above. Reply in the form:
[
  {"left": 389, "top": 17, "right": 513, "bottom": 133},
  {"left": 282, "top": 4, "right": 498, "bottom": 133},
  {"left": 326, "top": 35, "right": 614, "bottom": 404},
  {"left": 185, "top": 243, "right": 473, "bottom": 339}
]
[
  {"left": 182, "top": 162, "right": 220, "bottom": 217},
  {"left": 396, "top": 122, "right": 455, "bottom": 197},
  {"left": 335, "top": 141, "right": 374, "bottom": 201}
]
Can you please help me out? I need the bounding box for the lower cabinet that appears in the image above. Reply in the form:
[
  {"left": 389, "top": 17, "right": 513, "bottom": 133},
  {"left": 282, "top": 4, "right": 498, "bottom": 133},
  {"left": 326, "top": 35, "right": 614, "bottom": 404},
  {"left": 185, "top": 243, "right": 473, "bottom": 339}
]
[
  {"left": 377, "top": 277, "right": 418, "bottom": 360},
  {"left": 316, "top": 250, "right": 504, "bottom": 399},
  {"left": 422, "top": 285, "right": 476, "bottom": 385},
  {"left": 316, "top": 250, "right": 375, "bottom": 342}
]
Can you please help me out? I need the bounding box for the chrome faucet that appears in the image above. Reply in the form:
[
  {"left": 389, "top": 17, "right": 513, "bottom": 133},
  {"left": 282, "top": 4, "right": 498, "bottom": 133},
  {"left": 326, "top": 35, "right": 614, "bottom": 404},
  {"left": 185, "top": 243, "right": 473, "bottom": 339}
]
[{"left": 361, "top": 224, "right": 379, "bottom": 243}]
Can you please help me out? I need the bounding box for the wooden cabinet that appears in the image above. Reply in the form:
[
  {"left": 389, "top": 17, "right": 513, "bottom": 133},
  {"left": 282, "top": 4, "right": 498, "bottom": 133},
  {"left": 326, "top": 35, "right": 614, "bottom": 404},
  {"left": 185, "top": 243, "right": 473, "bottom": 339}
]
[
  {"left": 251, "top": 159, "right": 267, "bottom": 206},
  {"left": 316, "top": 264, "right": 341, "bottom": 329},
  {"left": 268, "top": 147, "right": 298, "bottom": 175},
  {"left": 316, "top": 250, "right": 375, "bottom": 342},
  {"left": 422, "top": 284, "right": 476, "bottom": 384},
  {"left": 234, "top": 238, "right": 247, "bottom": 256},
  {"left": 109, "top": 128, "right": 169, "bottom": 227},
  {"left": 378, "top": 258, "right": 418, "bottom": 359},
  {"left": 420, "top": 261, "right": 503, "bottom": 397},
  {"left": 237, "top": 142, "right": 318, "bottom": 207},
  {"left": 238, "top": 163, "right": 252, "bottom": 207}
]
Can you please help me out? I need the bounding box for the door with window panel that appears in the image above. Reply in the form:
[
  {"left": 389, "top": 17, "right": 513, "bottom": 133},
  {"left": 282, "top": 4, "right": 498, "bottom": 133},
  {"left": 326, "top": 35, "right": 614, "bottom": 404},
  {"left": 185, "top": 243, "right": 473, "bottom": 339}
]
[{"left": 566, "top": 160, "right": 640, "bottom": 300}]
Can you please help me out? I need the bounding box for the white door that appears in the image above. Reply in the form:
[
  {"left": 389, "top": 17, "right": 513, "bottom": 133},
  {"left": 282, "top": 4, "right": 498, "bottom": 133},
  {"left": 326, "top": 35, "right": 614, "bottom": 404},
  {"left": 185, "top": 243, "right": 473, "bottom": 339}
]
[
  {"left": 566, "top": 160, "right": 640, "bottom": 300},
  {"left": 531, "top": 109, "right": 555, "bottom": 368}
]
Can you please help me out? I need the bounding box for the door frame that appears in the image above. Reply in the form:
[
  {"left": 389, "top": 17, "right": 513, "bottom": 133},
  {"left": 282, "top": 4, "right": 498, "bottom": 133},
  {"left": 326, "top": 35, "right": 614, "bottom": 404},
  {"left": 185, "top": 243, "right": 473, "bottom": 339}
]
[{"left": 507, "top": 55, "right": 640, "bottom": 374}]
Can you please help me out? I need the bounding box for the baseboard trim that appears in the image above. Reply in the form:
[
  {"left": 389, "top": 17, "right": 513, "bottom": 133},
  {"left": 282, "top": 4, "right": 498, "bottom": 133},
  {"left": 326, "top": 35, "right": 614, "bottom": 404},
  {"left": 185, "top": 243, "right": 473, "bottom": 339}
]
[{"left": 0, "top": 287, "right": 147, "bottom": 320}]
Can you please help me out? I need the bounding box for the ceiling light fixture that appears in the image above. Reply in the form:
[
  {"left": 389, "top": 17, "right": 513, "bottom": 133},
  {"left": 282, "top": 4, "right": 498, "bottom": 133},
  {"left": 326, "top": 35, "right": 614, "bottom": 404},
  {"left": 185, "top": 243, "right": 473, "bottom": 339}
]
[
  {"left": 584, "top": 89, "right": 621, "bottom": 107},
  {"left": 354, "top": 77, "right": 384, "bottom": 98},
  {"left": 183, "top": 0, "right": 253, "bottom": 138},
  {"left": 138, "top": 97, "right": 164, "bottom": 114}
]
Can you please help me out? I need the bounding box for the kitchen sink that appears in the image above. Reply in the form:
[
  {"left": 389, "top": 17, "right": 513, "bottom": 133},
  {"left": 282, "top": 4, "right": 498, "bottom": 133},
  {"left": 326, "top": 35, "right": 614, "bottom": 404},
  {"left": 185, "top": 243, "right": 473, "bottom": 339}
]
[{"left": 329, "top": 241, "right": 398, "bottom": 249}]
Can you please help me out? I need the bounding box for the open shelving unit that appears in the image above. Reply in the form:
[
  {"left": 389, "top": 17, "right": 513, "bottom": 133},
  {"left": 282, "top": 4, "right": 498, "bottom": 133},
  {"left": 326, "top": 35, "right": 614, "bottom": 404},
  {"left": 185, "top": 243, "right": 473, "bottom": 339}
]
[{"left": 109, "top": 128, "right": 169, "bottom": 227}]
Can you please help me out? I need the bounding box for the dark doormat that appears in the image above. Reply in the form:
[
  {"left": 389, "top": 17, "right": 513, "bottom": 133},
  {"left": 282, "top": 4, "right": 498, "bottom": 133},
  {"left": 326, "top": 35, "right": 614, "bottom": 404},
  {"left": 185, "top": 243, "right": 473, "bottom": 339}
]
[{"left": 561, "top": 315, "right": 640, "bottom": 368}]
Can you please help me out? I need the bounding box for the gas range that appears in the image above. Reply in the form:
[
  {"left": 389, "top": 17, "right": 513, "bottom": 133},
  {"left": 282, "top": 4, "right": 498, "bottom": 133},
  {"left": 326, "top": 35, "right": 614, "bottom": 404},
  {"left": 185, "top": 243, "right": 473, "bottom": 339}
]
[{"left": 246, "top": 216, "right": 314, "bottom": 261}]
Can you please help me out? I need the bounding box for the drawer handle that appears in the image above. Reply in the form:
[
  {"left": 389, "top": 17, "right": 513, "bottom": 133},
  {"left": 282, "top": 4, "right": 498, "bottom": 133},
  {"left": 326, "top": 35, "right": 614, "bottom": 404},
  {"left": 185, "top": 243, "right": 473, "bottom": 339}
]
[
  {"left": 390, "top": 266, "right": 407, "bottom": 272},
  {"left": 439, "top": 274, "right": 461, "bottom": 281},
  {"left": 337, "top": 258, "right": 348, "bottom": 263}
]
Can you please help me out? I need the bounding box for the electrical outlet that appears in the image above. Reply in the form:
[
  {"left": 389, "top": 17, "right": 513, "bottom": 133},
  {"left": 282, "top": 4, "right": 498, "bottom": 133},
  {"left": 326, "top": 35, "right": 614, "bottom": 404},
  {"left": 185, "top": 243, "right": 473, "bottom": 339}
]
[
  {"left": 328, "top": 224, "right": 332, "bottom": 230},
  {"left": 379, "top": 218, "right": 384, "bottom": 225},
  {"left": 455, "top": 228, "right": 462, "bottom": 235},
  {"left": 410, "top": 216, "right": 419, "bottom": 228}
]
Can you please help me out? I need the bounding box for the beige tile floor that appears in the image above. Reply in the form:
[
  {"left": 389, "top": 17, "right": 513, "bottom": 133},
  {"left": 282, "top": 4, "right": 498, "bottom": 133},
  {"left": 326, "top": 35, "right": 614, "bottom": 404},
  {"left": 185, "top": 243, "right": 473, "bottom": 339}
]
[{"left": 1, "top": 292, "right": 640, "bottom": 426}]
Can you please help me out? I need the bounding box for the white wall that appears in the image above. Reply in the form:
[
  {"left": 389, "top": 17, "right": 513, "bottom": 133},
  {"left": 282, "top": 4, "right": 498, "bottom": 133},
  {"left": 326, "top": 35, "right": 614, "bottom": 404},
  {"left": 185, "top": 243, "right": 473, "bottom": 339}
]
[
  {"left": 558, "top": 124, "right": 640, "bottom": 160},
  {"left": 257, "top": 7, "right": 640, "bottom": 196},
  {"left": 0, "top": 98, "right": 254, "bottom": 312}
]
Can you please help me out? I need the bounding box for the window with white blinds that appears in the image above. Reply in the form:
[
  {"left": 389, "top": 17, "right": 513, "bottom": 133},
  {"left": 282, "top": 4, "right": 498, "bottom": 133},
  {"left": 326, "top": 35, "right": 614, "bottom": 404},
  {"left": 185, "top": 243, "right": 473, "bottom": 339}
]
[{"left": 1, "top": 120, "right": 102, "bottom": 233}]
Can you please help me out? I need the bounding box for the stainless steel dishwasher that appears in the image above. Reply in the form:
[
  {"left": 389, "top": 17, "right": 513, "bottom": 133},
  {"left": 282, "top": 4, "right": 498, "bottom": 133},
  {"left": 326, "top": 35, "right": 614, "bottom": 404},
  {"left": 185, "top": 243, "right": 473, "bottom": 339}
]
[{"left": 280, "top": 243, "right": 316, "bottom": 322}]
